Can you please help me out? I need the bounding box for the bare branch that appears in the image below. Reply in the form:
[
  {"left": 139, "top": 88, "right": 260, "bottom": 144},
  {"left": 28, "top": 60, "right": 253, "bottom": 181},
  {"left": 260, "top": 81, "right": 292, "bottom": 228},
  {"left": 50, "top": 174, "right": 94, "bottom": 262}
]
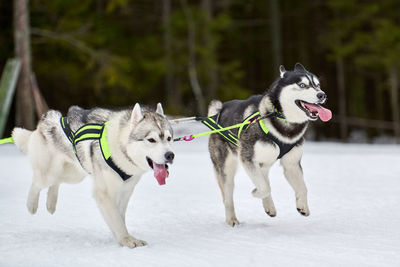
[{"left": 30, "top": 27, "right": 103, "bottom": 63}]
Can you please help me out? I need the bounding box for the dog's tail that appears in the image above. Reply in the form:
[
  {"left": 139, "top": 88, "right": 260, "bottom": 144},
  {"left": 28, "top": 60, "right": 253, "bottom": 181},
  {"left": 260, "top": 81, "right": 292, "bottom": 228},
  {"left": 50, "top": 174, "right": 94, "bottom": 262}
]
[
  {"left": 12, "top": 127, "right": 33, "bottom": 154},
  {"left": 208, "top": 100, "right": 223, "bottom": 117}
]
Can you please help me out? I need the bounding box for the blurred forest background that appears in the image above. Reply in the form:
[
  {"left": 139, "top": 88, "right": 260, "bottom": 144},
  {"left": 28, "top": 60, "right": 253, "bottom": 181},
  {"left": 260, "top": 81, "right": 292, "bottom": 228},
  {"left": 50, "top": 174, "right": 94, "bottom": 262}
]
[{"left": 1, "top": 0, "right": 400, "bottom": 142}]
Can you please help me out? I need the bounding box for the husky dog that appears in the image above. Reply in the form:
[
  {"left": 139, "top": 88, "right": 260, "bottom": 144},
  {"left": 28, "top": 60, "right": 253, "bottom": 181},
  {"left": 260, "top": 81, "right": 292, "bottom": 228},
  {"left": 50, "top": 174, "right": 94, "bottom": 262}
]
[
  {"left": 12, "top": 103, "right": 174, "bottom": 247},
  {"left": 207, "top": 63, "right": 332, "bottom": 226}
]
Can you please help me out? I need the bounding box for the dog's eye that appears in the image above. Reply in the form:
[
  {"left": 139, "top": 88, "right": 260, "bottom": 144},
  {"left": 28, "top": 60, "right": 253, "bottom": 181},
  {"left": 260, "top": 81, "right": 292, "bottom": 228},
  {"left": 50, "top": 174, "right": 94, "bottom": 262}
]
[
  {"left": 167, "top": 136, "right": 172, "bottom": 142},
  {"left": 147, "top": 138, "right": 156, "bottom": 143},
  {"left": 299, "top": 83, "right": 307, "bottom": 88}
]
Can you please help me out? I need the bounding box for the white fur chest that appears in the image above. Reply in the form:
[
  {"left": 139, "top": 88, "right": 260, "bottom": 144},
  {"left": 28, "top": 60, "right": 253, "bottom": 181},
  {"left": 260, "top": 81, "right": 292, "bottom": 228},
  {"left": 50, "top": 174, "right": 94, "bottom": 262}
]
[{"left": 252, "top": 140, "right": 280, "bottom": 165}]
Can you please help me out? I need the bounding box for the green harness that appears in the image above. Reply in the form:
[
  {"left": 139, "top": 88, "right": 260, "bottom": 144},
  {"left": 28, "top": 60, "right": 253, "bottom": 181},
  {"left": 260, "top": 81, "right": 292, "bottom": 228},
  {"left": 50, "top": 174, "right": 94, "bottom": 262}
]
[
  {"left": 0, "top": 137, "right": 14, "bottom": 144},
  {"left": 60, "top": 117, "right": 131, "bottom": 180},
  {"left": 200, "top": 111, "right": 300, "bottom": 159}
]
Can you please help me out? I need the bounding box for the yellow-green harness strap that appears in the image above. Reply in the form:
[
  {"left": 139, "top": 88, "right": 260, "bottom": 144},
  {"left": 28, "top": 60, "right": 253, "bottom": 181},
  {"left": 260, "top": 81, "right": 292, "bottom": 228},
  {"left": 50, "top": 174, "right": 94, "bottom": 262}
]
[
  {"left": 183, "top": 111, "right": 297, "bottom": 159},
  {"left": 60, "top": 118, "right": 131, "bottom": 181},
  {"left": 201, "top": 116, "right": 239, "bottom": 146},
  {"left": 237, "top": 112, "right": 260, "bottom": 138},
  {"left": 0, "top": 137, "right": 14, "bottom": 144}
]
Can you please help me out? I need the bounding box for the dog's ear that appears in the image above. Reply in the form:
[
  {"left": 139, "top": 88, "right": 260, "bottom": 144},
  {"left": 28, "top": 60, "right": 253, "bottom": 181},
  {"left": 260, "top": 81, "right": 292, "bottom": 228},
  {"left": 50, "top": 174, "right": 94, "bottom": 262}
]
[
  {"left": 294, "top": 63, "right": 306, "bottom": 73},
  {"left": 279, "top": 65, "right": 286, "bottom": 78},
  {"left": 156, "top": 103, "right": 164, "bottom": 116},
  {"left": 131, "top": 103, "right": 144, "bottom": 126}
]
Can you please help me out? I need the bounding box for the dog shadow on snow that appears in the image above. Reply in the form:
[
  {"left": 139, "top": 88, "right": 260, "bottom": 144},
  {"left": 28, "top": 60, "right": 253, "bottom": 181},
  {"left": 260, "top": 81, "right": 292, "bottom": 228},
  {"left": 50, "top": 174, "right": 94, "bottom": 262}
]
[{"left": 11, "top": 229, "right": 120, "bottom": 249}]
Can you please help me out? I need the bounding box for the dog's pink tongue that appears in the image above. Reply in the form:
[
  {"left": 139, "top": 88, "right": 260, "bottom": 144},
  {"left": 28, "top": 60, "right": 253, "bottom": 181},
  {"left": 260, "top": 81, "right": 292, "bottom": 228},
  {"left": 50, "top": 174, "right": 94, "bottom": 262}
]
[
  {"left": 153, "top": 163, "right": 169, "bottom": 185},
  {"left": 303, "top": 103, "right": 332, "bottom": 122}
]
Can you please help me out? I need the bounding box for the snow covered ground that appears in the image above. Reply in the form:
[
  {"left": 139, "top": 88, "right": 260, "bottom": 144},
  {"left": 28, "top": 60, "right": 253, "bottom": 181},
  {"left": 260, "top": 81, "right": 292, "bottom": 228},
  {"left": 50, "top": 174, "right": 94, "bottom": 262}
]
[{"left": 1, "top": 137, "right": 400, "bottom": 267}]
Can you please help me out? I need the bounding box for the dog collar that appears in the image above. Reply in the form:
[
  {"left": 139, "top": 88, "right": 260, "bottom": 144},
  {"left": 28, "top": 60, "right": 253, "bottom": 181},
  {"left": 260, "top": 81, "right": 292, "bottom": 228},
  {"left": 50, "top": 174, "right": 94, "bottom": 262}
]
[{"left": 60, "top": 117, "right": 131, "bottom": 181}]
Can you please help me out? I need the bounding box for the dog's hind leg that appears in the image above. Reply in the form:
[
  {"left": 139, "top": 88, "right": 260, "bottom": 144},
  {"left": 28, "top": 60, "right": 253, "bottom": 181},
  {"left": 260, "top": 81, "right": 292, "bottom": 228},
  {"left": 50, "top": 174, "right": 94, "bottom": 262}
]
[
  {"left": 280, "top": 145, "right": 310, "bottom": 216},
  {"left": 209, "top": 135, "right": 239, "bottom": 226},
  {"left": 46, "top": 184, "right": 59, "bottom": 214},
  {"left": 27, "top": 181, "right": 41, "bottom": 214}
]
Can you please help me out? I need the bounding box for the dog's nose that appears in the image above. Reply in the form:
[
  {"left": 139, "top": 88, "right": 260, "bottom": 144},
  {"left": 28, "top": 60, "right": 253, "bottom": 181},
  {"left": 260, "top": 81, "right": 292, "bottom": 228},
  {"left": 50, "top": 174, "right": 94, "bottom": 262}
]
[
  {"left": 317, "top": 92, "right": 326, "bottom": 101},
  {"left": 165, "top": 151, "right": 174, "bottom": 163}
]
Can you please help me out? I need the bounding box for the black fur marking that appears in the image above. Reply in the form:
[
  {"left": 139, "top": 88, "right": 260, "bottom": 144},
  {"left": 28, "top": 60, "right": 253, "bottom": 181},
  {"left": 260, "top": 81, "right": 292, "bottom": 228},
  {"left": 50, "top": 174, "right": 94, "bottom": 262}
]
[
  {"left": 214, "top": 95, "right": 262, "bottom": 136},
  {"left": 90, "top": 143, "right": 95, "bottom": 158},
  {"left": 143, "top": 131, "right": 152, "bottom": 139},
  {"left": 41, "top": 112, "right": 48, "bottom": 121},
  {"left": 48, "top": 126, "right": 57, "bottom": 138},
  {"left": 294, "top": 63, "right": 307, "bottom": 73},
  {"left": 269, "top": 118, "right": 308, "bottom": 140}
]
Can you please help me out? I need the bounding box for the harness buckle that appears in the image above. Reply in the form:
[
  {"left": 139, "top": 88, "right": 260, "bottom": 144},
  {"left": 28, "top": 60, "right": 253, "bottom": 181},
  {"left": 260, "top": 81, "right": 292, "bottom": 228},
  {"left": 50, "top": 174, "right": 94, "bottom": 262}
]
[
  {"left": 248, "top": 116, "right": 259, "bottom": 124},
  {"left": 184, "top": 135, "right": 194, "bottom": 141}
]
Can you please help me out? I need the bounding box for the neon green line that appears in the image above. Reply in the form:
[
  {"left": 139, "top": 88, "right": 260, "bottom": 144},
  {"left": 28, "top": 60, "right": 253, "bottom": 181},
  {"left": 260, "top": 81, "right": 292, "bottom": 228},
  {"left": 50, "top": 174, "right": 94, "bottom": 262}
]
[
  {"left": 258, "top": 119, "right": 269, "bottom": 134},
  {"left": 196, "top": 122, "right": 244, "bottom": 138},
  {"left": 193, "top": 111, "right": 279, "bottom": 143},
  {"left": 208, "top": 118, "right": 239, "bottom": 141},
  {"left": 201, "top": 121, "right": 238, "bottom": 146},
  {"left": 75, "top": 125, "right": 103, "bottom": 136},
  {"left": 238, "top": 112, "right": 259, "bottom": 138},
  {"left": 0, "top": 137, "right": 14, "bottom": 144},
  {"left": 276, "top": 117, "right": 287, "bottom": 121},
  {"left": 100, "top": 122, "right": 111, "bottom": 159},
  {"left": 74, "top": 133, "right": 101, "bottom": 143},
  {"left": 209, "top": 118, "right": 245, "bottom": 140},
  {"left": 228, "top": 133, "right": 238, "bottom": 141}
]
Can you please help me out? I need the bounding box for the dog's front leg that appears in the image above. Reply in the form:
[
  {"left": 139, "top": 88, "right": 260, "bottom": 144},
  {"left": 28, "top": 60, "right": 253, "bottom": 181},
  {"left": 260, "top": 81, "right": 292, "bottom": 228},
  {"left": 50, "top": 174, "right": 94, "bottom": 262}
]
[
  {"left": 93, "top": 176, "right": 146, "bottom": 248},
  {"left": 280, "top": 145, "right": 310, "bottom": 216},
  {"left": 242, "top": 161, "right": 272, "bottom": 199},
  {"left": 116, "top": 177, "right": 140, "bottom": 223}
]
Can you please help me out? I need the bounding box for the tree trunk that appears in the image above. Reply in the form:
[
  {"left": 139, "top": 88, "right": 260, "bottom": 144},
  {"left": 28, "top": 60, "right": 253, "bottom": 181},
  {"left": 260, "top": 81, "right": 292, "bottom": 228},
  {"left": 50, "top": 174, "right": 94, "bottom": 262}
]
[
  {"left": 336, "top": 56, "right": 347, "bottom": 141},
  {"left": 388, "top": 66, "right": 400, "bottom": 142},
  {"left": 14, "top": 0, "right": 35, "bottom": 129},
  {"left": 201, "top": 0, "right": 218, "bottom": 101},
  {"left": 31, "top": 73, "right": 48, "bottom": 119},
  {"left": 163, "top": 0, "right": 179, "bottom": 109},
  {"left": 268, "top": 0, "right": 282, "bottom": 72},
  {"left": 181, "top": 0, "right": 206, "bottom": 115}
]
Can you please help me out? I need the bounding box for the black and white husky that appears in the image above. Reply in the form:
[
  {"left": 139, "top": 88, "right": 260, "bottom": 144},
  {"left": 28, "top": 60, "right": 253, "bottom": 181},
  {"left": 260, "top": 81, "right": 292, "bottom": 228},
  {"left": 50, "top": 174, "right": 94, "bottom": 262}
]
[
  {"left": 207, "top": 63, "right": 332, "bottom": 226},
  {"left": 11, "top": 103, "right": 174, "bottom": 247}
]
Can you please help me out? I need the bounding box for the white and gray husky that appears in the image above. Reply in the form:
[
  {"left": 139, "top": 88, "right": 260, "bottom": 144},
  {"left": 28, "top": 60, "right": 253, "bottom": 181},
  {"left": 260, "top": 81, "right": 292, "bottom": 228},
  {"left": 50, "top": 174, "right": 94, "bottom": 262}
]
[
  {"left": 12, "top": 103, "right": 174, "bottom": 248},
  {"left": 207, "top": 63, "right": 332, "bottom": 226}
]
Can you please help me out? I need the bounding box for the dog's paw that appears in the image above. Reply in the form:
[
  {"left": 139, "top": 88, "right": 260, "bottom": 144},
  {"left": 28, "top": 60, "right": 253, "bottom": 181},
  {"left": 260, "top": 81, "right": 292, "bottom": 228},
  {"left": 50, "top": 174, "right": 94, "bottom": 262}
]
[
  {"left": 296, "top": 197, "right": 310, "bottom": 216},
  {"left": 264, "top": 206, "right": 277, "bottom": 217},
  {"left": 226, "top": 217, "right": 240, "bottom": 227},
  {"left": 262, "top": 197, "right": 277, "bottom": 217},
  {"left": 119, "top": 236, "right": 147, "bottom": 248},
  {"left": 27, "top": 202, "right": 38, "bottom": 214},
  {"left": 296, "top": 207, "right": 310, "bottom": 216},
  {"left": 46, "top": 202, "right": 56, "bottom": 214}
]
